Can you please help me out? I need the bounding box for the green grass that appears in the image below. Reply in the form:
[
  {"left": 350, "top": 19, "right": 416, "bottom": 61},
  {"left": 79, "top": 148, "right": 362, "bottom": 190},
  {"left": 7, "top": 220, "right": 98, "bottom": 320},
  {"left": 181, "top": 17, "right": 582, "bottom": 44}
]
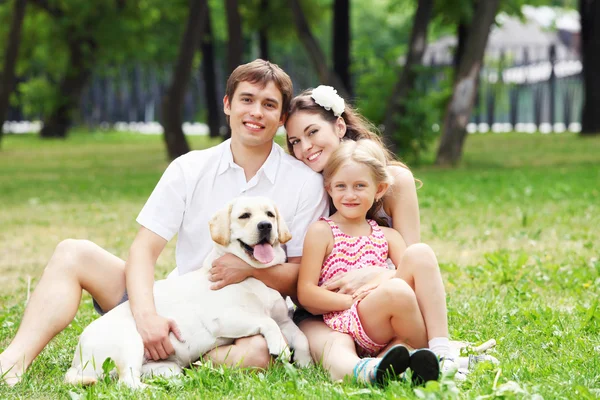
[{"left": 1, "top": 131, "right": 599, "bottom": 399}]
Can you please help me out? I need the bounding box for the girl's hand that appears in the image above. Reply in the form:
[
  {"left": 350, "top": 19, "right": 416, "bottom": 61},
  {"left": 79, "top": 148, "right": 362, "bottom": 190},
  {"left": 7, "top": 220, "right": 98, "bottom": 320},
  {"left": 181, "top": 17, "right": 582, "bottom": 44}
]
[
  {"left": 323, "top": 266, "right": 391, "bottom": 295},
  {"left": 352, "top": 282, "right": 379, "bottom": 302}
]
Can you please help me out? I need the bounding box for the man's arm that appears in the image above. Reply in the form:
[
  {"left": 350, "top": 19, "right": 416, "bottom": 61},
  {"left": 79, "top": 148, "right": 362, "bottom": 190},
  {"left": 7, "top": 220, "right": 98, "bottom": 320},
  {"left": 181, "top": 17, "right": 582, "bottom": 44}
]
[
  {"left": 208, "top": 255, "right": 300, "bottom": 297},
  {"left": 126, "top": 226, "right": 183, "bottom": 360}
]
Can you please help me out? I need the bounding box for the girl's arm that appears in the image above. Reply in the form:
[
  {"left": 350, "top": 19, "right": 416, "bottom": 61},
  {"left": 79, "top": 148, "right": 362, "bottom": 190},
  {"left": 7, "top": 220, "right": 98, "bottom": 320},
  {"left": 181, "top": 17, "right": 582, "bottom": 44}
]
[
  {"left": 384, "top": 166, "right": 421, "bottom": 246},
  {"left": 297, "top": 221, "right": 354, "bottom": 315}
]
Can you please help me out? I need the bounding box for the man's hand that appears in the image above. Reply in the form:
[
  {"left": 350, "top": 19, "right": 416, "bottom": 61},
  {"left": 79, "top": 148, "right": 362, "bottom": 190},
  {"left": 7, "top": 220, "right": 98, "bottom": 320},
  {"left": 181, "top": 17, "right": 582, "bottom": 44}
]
[
  {"left": 209, "top": 253, "right": 254, "bottom": 290},
  {"left": 323, "top": 266, "right": 392, "bottom": 295},
  {"left": 136, "top": 313, "right": 184, "bottom": 361}
]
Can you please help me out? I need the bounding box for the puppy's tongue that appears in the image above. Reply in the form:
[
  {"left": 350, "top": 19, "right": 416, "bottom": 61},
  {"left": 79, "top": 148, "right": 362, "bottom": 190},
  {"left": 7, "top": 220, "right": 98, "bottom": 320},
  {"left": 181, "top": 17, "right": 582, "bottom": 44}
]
[{"left": 253, "top": 243, "right": 275, "bottom": 264}]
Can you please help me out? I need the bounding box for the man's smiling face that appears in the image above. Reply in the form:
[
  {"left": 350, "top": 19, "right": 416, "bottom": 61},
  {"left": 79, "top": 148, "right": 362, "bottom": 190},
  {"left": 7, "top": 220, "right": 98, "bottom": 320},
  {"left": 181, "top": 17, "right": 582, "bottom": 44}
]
[{"left": 224, "top": 81, "right": 284, "bottom": 150}]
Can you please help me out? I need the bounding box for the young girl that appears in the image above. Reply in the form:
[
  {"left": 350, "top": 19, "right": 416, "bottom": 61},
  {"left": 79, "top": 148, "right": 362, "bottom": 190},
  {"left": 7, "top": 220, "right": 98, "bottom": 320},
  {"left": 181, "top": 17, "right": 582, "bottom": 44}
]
[
  {"left": 297, "top": 139, "right": 440, "bottom": 385},
  {"left": 286, "top": 86, "right": 462, "bottom": 382}
]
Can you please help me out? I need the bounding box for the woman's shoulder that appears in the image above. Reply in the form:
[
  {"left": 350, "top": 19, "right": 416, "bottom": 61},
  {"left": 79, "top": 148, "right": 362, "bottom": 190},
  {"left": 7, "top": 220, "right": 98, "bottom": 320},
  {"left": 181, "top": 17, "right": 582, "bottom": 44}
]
[{"left": 386, "top": 165, "right": 415, "bottom": 185}]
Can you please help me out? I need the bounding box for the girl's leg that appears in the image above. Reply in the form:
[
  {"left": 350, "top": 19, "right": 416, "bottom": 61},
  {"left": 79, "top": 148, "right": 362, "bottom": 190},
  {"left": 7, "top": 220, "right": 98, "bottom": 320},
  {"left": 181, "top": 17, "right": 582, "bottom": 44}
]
[
  {"left": 395, "top": 243, "right": 448, "bottom": 341},
  {"left": 358, "top": 278, "right": 428, "bottom": 349},
  {"left": 298, "top": 318, "right": 359, "bottom": 381}
]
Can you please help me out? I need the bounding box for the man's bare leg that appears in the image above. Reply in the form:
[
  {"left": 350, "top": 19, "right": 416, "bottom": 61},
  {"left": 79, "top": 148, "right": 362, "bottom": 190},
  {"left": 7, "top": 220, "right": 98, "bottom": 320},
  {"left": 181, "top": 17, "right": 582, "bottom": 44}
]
[
  {"left": 0, "top": 239, "right": 127, "bottom": 386},
  {"left": 203, "top": 335, "right": 271, "bottom": 369}
]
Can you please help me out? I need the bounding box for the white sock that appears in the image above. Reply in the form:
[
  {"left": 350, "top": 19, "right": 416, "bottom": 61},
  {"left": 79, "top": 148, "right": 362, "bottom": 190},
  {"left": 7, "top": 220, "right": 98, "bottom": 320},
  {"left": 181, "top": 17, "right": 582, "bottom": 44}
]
[{"left": 429, "top": 337, "right": 451, "bottom": 359}]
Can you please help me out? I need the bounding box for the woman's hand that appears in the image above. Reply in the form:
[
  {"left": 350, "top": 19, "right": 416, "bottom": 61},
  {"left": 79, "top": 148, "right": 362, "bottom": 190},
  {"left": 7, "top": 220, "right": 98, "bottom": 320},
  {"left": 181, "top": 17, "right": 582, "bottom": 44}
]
[{"left": 323, "top": 266, "right": 392, "bottom": 295}]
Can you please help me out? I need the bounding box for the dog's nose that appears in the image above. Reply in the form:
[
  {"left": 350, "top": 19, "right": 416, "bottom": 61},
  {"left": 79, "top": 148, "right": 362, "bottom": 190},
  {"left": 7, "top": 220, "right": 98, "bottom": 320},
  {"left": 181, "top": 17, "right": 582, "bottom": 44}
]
[{"left": 257, "top": 221, "right": 272, "bottom": 232}]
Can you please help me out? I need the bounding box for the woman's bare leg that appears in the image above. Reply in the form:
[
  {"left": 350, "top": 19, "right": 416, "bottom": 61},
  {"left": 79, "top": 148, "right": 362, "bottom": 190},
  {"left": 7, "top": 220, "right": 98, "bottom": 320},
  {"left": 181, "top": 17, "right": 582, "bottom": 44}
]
[{"left": 395, "top": 243, "right": 448, "bottom": 340}]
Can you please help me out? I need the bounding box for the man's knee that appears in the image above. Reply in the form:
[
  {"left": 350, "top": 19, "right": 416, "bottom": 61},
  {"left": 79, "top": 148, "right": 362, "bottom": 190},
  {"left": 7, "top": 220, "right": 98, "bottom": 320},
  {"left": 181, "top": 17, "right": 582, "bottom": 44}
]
[
  {"left": 235, "top": 335, "right": 271, "bottom": 369},
  {"left": 48, "top": 239, "right": 97, "bottom": 274}
]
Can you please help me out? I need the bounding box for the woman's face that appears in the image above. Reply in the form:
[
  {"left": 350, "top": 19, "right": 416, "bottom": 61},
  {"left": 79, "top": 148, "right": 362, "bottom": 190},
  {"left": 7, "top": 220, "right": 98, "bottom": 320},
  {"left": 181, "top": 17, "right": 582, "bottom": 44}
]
[{"left": 286, "top": 112, "right": 346, "bottom": 173}]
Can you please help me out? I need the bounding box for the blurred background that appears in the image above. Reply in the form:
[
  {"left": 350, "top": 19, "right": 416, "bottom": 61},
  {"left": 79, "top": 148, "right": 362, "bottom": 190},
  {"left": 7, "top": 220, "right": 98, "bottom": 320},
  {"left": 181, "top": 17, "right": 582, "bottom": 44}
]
[{"left": 0, "top": 0, "right": 598, "bottom": 165}]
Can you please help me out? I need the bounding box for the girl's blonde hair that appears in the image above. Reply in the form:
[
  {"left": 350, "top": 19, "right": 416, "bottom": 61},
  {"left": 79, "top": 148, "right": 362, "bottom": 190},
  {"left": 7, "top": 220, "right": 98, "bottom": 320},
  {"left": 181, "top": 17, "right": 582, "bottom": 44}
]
[
  {"left": 285, "top": 89, "right": 411, "bottom": 172},
  {"left": 323, "top": 140, "right": 393, "bottom": 226}
]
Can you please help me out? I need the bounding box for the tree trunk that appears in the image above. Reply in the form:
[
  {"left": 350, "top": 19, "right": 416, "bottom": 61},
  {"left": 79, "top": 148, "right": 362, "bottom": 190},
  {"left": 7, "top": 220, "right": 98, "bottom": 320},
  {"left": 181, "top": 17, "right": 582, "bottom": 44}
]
[
  {"left": 289, "top": 0, "right": 350, "bottom": 99},
  {"left": 333, "top": 0, "right": 351, "bottom": 96},
  {"left": 435, "top": 0, "right": 500, "bottom": 166},
  {"left": 0, "top": 0, "right": 27, "bottom": 146},
  {"left": 580, "top": 0, "right": 600, "bottom": 136},
  {"left": 200, "top": 3, "right": 221, "bottom": 138},
  {"left": 40, "top": 35, "right": 96, "bottom": 138},
  {"left": 453, "top": 20, "right": 469, "bottom": 71},
  {"left": 382, "top": 0, "right": 433, "bottom": 154},
  {"left": 161, "top": 0, "right": 208, "bottom": 160},
  {"left": 225, "top": 0, "right": 243, "bottom": 74},
  {"left": 258, "top": 0, "right": 269, "bottom": 60}
]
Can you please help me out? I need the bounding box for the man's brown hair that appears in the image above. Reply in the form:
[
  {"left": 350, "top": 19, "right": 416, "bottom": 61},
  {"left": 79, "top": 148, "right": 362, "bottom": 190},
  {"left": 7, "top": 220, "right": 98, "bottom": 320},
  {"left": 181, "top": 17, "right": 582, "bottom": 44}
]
[{"left": 225, "top": 59, "right": 293, "bottom": 121}]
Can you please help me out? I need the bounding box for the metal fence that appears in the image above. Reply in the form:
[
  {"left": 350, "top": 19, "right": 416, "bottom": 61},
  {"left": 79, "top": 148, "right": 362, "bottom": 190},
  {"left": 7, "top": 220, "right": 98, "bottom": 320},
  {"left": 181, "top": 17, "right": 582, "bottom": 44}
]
[{"left": 426, "top": 43, "right": 583, "bottom": 133}]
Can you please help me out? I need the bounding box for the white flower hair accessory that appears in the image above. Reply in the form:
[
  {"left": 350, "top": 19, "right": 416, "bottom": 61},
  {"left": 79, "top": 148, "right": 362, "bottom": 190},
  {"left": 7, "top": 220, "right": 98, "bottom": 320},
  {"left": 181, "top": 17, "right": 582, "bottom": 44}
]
[{"left": 311, "top": 85, "right": 345, "bottom": 117}]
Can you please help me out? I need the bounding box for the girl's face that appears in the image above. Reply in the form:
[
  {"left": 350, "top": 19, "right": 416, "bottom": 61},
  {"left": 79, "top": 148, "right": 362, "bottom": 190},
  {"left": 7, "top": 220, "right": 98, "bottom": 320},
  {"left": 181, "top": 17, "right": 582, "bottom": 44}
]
[
  {"left": 286, "top": 112, "right": 346, "bottom": 173},
  {"left": 326, "top": 161, "right": 388, "bottom": 221}
]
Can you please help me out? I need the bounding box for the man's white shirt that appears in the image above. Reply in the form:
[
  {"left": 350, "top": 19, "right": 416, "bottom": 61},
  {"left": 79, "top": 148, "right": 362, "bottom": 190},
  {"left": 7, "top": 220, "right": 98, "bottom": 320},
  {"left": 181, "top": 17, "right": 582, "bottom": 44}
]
[{"left": 137, "top": 139, "right": 329, "bottom": 276}]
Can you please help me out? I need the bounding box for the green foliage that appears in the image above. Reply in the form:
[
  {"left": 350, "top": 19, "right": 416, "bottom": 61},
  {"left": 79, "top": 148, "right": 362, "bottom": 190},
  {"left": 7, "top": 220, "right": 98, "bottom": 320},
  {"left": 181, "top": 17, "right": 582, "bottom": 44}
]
[
  {"left": 15, "top": 76, "right": 58, "bottom": 117},
  {"left": 391, "top": 77, "right": 451, "bottom": 165}
]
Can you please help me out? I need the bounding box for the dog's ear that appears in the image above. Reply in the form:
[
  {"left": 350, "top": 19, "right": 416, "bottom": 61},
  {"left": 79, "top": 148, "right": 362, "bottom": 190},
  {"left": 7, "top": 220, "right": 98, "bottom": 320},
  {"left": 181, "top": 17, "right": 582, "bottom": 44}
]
[
  {"left": 209, "top": 202, "right": 233, "bottom": 246},
  {"left": 275, "top": 206, "right": 292, "bottom": 244}
]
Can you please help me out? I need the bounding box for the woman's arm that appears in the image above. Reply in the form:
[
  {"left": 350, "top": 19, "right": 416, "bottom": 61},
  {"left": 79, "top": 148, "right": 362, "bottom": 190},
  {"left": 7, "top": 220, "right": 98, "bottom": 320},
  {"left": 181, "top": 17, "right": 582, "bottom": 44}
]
[
  {"left": 297, "top": 221, "right": 354, "bottom": 315},
  {"left": 382, "top": 227, "right": 408, "bottom": 269},
  {"left": 384, "top": 166, "right": 421, "bottom": 246}
]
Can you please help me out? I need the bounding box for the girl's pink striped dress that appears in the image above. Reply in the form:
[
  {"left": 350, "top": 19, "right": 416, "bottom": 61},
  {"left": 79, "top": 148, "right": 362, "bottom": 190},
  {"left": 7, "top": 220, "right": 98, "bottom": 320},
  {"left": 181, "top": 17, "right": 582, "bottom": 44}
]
[{"left": 319, "top": 217, "right": 390, "bottom": 356}]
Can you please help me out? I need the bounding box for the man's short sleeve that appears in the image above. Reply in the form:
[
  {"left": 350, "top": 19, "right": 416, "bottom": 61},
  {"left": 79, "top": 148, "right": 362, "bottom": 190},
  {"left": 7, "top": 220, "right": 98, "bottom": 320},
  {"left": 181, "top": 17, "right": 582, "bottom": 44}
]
[
  {"left": 286, "top": 174, "right": 329, "bottom": 258},
  {"left": 136, "top": 159, "right": 187, "bottom": 241}
]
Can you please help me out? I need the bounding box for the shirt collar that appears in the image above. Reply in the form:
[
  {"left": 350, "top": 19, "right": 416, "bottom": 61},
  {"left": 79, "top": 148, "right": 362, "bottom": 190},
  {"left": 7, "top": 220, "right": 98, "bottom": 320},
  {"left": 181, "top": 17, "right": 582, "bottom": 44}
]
[
  {"left": 217, "top": 139, "right": 236, "bottom": 176},
  {"left": 216, "top": 139, "right": 280, "bottom": 184}
]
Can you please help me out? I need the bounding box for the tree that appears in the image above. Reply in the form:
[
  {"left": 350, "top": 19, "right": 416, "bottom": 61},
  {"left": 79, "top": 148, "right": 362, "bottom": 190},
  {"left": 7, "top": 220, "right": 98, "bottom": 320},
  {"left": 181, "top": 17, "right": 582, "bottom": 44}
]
[
  {"left": 21, "top": 0, "right": 134, "bottom": 138},
  {"left": 382, "top": 0, "right": 434, "bottom": 154},
  {"left": 258, "top": 0, "right": 269, "bottom": 60},
  {"left": 225, "top": 0, "right": 243, "bottom": 73},
  {"left": 289, "top": 0, "right": 350, "bottom": 99},
  {"left": 579, "top": 0, "right": 600, "bottom": 135},
  {"left": 435, "top": 0, "right": 500, "bottom": 166},
  {"left": 333, "top": 0, "right": 351, "bottom": 96},
  {"left": 0, "top": 0, "right": 27, "bottom": 146},
  {"left": 200, "top": 3, "right": 222, "bottom": 138},
  {"left": 162, "top": 0, "right": 208, "bottom": 159},
  {"left": 39, "top": 29, "right": 97, "bottom": 138}
]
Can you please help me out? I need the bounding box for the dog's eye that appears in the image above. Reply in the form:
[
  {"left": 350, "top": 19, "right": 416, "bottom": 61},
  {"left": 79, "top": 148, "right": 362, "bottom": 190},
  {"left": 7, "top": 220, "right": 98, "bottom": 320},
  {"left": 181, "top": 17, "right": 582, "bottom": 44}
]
[
  {"left": 266, "top": 211, "right": 275, "bottom": 218},
  {"left": 239, "top": 213, "right": 251, "bottom": 219}
]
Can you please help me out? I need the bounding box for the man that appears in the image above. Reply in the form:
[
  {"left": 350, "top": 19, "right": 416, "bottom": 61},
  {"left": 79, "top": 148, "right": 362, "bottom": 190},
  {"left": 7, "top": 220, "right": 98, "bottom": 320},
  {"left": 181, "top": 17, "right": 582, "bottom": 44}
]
[{"left": 0, "top": 59, "right": 328, "bottom": 385}]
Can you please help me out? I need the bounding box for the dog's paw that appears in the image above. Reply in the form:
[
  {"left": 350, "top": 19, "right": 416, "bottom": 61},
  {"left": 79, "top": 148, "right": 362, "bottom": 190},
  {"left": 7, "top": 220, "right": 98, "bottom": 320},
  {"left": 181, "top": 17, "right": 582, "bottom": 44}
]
[
  {"left": 292, "top": 349, "right": 313, "bottom": 368},
  {"left": 274, "top": 347, "right": 292, "bottom": 363}
]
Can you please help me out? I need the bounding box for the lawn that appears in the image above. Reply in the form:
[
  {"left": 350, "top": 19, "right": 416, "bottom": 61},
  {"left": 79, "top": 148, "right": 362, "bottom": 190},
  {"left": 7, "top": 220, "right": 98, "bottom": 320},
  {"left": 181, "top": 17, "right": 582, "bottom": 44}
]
[{"left": 1, "top": 131, "right": 599, "bottom": 399}]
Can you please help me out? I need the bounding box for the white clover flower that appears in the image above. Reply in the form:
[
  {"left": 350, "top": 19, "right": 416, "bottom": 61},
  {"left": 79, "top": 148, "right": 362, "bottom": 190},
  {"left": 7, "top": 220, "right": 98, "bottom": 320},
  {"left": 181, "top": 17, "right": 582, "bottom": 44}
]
[{"left": 311, "top": 85, "right": 345, "bottom": 117}]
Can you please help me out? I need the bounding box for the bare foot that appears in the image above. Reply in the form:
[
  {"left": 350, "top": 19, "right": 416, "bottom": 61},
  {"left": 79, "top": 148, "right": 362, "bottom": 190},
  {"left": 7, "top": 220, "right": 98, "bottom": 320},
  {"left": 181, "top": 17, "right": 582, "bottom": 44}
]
[{"left": 0, "top": 358, "right": 24, "bottom": 387}]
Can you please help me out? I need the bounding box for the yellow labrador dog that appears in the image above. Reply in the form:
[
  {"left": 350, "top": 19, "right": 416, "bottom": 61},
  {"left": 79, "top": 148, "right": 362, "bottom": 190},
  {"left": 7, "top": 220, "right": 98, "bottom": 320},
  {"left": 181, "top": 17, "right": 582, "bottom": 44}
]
[{"left": 65, "top": 196, "right": 312, "bottom": 388}]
